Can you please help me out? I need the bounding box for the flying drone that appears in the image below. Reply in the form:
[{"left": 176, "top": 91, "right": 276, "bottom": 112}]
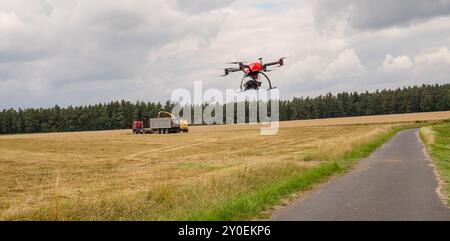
[{"left": 221, "top": 57, "right": 287, "bottom": 91}]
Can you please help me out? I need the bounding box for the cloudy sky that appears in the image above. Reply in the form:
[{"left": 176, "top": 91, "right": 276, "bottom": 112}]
[{"left": 1, "top": 0, "right": 450, "bottom": 109}]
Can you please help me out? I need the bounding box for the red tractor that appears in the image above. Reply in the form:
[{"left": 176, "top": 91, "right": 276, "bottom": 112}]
[{"left": 132, "top": 121, "right": 144, "bottom": 134}]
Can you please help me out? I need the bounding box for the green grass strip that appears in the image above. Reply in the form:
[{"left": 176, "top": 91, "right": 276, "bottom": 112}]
[{"left": 420, "top": 123, "right": 450, "bottom": 206}]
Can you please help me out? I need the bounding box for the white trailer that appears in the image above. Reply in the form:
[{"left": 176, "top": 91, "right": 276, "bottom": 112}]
[{"left": 149, "top": 111, "right": 189, "bottom": 134}]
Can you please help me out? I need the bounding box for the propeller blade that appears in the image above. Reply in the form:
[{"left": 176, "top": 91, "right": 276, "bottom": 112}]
[
  {"left": 279, "top": 56, "right": 288, "bottom": 66},
  {"left": 226, "top": 61, "right": 247, "bottom": 64}
]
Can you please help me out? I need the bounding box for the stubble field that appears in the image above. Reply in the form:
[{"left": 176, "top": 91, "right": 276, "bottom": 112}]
[{"left": 1, "top": 111, "right": 449, "bottom": 220}]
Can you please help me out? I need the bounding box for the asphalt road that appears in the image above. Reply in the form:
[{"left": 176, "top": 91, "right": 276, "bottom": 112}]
[{"left": 271, "top": 129, "right": 450, "bottom": 221}]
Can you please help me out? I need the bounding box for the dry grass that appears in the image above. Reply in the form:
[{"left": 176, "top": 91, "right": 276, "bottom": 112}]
[
  {"left": 420, "top": 126, "right": 436, "bottom": 145},
  {"left": 420, "top": 123, "right": 450, "bottom": 206},
  {"left": 0, "top": 111, "right": 449, "bottom": 220}
]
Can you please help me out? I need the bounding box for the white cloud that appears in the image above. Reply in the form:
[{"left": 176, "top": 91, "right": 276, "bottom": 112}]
[
  {"left": 148, "top": 34, "right": 208, "bottom": 62},
  {"left": 380, "top": 47, "right": 450, "bottom": 85},
  {"left": 382, "top": 54, "right": 413, "bottom": 74},
  {"left": 278, "top": 49, "right": 367, "bottom": 98},
  {"left": 414, "top": 47, "right": 450, "bottom": 66},
  {"left": 321, "top": 49, "right": 366, "bottom": 80},
  {"left": 0, "top": 12, "right": 23, "bottom": 32},
  {"left": 413, "top": 47, "right": 450, "bottom": 83}
]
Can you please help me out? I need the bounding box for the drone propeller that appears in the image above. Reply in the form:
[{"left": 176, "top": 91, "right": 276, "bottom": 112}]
[
  {"left": 277, "top": 57, "right": 288, "bottom": 67},
  {"left": 219, "top": 68, "right": 237, "bottom": 77},
  {"left": 226, "top": 61, "right": 247, "bottom": 65},
  {"left": 279, "top": 56, "right": 289, "bottom": 66},
  {"left": 219, "top": 68, "right": 228, "bottom": 76}
]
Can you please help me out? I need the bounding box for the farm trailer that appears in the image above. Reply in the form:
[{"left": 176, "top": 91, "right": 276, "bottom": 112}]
[{"left": 132, "top": 111, "right": 189, "bottom": 134}]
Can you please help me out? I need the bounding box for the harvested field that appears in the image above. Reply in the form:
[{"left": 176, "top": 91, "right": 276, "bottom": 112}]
[{"left": 0, "top": 111, "right": 449, "bottom": 220}]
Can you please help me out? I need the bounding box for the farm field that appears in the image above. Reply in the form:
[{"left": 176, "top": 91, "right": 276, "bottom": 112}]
[{"left": 1, "top": 111, "right": 449, "bottom": 220}]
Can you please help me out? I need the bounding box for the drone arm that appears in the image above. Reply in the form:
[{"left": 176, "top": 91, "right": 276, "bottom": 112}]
[
  {"left": 223, "top": 67, "right": 242, "bottom": 76},
  {"left": 264, "top": 61, "right": 281, "bottom": 67},
  {"left": 227, "top": 67, "right": 242, "bottom": 73},
  {"left": 263, "top": 58, "right": 286, "bottom": 69}
]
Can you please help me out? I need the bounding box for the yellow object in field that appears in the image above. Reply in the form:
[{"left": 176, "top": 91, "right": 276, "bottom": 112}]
[
  {"left": 158, "top": 111, "right": 175, "bottom": 118},
  {"left": 179, "top": 119, "right": 189, "bottom": 132}
]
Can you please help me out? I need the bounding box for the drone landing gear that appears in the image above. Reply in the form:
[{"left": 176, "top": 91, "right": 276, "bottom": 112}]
[{"left": 240, "top": 83, "right": 277, "bottom": 92}]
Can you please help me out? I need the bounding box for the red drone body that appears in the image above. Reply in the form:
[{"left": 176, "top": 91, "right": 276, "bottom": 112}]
[
  {"left": 247, "top": 62, "right": 262, "bottom": 73},
  {"left": 221, "top": 57, "right": 286, "bottom": 91}
]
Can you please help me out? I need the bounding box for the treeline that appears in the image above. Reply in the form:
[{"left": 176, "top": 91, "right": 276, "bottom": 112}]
[
  {"left": 279, "top": 83, "right": 450, "bottom": 120},
  {"left": 0, "top": 84, "right": 449, "bottom": 134},
  {"left": 0, "top": 100, "right": 173, "bottom": 134}
]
